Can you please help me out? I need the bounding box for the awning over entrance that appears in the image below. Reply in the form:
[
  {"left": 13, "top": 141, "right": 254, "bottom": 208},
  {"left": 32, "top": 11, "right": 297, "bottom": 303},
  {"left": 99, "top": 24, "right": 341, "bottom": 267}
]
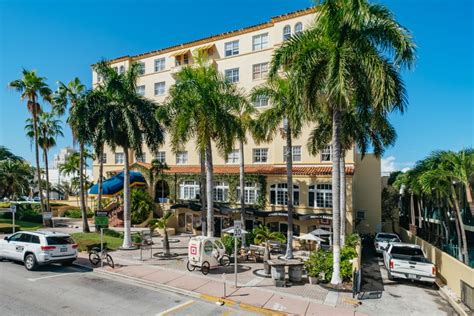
[{"left": 89, "top": 171, "right": 146, "bottom": 197}]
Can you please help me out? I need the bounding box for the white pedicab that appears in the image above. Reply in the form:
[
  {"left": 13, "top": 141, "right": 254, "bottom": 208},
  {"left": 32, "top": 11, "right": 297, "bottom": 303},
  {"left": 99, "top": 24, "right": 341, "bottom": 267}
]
[{"left": 186, "top": 236, "right": 230, "bottom": 275}]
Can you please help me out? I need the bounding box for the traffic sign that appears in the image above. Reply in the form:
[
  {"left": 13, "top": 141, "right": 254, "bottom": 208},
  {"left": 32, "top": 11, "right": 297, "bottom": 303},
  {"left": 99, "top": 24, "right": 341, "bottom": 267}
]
[
  {"left": 10, "top": 204, "right": 17, "bottom": 213},
  {"left": 95, "top": 211, "right": 109, "bottom": 226},
  {"left": 43, "top": 212, "right": 53, "bottom": 220},
  {"left": 234, "top": 220, "right": 242, "bottom": 237}
]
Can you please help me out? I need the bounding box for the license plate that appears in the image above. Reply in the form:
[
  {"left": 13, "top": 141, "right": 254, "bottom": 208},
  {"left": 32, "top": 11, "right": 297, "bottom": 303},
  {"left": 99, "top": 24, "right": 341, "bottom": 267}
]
[
  {"left": 408, "top": 274, "right": 416, "bottom": 279},
  {"left": 60, "top": 247, "right": 67, "bottom": 252}
]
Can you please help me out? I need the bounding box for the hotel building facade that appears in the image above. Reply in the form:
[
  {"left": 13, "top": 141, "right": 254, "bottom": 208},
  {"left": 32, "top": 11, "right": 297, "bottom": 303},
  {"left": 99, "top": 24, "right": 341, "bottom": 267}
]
[{"left": 92, "top": 8, "right": 382, "bottom": 236}]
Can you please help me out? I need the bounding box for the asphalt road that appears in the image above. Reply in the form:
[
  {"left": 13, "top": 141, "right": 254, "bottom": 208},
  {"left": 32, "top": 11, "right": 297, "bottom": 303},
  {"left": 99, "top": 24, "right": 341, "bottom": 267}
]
[{"left": 0, "top": 260, "right": 253, "bottom": 316}]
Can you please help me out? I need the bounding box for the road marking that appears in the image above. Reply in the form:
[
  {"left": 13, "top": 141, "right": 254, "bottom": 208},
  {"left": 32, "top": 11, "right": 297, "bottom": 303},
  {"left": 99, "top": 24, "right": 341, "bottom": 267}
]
[
  {"left": 27, "top": 273, "right": 79, "bottom": 282},
  {"left": 155, "top": 300, "right": 195, "bottom": 316}
]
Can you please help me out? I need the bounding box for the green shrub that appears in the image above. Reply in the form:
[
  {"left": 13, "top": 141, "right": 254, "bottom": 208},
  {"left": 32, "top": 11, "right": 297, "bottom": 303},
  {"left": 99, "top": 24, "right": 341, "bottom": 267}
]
[
  {"left": 222, "top": 234, "right": 241, "bottom": 255},
  {"left": 103, "top": 229, "right": 122, "bottom": 238},
  {"left": 245, "top": 230, "right": 256, "bottom": 245},
  {"left": 64, "top": 208, "right": 82, "bottom": 218},
  {"left": 305, "top": 245, "right": 358, "bottom": 282},
  {"left": 345, "top": 233, "right": 360, "bottom": 248},
  {"left": 2, "top": 203, "right": 43, "bottom": 223},
  {"left": 132, "top": 232, "right": 142, "bottom": 244},
  {"left": 130, "top": 189, "right": 154, "bottom": 225},
  {"left": 0, "top": 202, "right": 11, "bottom": 208}
]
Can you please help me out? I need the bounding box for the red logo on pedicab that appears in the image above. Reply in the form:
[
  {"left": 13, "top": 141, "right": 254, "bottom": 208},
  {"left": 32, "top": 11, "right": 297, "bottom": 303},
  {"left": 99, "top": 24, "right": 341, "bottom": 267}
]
[{"left": 190, "top": 245, "right": 197, "bottom": 255}]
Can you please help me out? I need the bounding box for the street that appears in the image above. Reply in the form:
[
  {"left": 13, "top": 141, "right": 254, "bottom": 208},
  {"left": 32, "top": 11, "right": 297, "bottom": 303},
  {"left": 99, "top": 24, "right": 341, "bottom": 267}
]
[{"left": 0, "top": 260, "right": 255, "bottom": 316}]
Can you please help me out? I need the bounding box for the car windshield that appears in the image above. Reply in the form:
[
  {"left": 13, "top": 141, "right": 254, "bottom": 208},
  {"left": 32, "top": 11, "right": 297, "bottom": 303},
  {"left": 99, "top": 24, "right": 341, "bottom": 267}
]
[
  {"left": 46, "top": 236, "right": 75, "bottom": 245},
  {"left": 376, "top": 234, "right": 399, "bottom": 241},
  {"left": 391, "top": 246, "right": 424, "bottom": 256}
]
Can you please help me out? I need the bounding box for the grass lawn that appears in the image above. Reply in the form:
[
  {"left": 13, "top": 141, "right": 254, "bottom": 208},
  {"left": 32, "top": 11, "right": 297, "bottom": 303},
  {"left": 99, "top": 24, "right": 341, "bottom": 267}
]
[
  {"left": 71, "top": 232, "right": 124, "bottom": 252},
  {"left": 0, "top": 218, "right": 43, "bottom": 232}
]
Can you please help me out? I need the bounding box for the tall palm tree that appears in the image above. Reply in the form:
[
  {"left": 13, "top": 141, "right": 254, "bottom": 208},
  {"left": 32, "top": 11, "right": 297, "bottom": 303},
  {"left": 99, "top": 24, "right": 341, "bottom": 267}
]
[
  {"left": 252, "top": 75, "right": 305, "bottom": 259},
  {"left": 54, "top": 78, "right": 91, "bottom": 232},
  {"left": 94, "top": 60, "right": 165, "bottom": 248},
  {"left": 25, "top": 112, "right": 63, "bottom": 212},
  {"left": 9, "top": 69, "right": 53, "bottom": 214},
  {"left": 271, "top": 0, "right": 415, "bottom": 284},
  {"left": 163, "top": 58, "right": 239, "bottom": 237}
]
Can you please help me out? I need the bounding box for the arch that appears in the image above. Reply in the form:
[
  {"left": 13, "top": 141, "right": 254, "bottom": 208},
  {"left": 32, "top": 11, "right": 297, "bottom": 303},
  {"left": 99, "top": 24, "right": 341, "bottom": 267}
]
[
  {"left": 283, "top": 25, "right": 291, "bottom": 41},
  {"left": 155, "top": 180, "right": 170, "bottom": 203},
  {"left": 295, "top": 22, "right": 303, "bottom": 35}
]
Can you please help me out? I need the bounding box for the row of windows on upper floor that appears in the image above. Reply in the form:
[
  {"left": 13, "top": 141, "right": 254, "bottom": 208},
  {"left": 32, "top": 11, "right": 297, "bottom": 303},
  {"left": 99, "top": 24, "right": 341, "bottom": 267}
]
[
  {"left": 104, "top": 146, "right": 333, "bottom": 165},
  {"left": 177, "top": 180, "right": 333, "bottom": 209},
  {"left": 104, "top": 22, "right": 303, "bottom": 79}
]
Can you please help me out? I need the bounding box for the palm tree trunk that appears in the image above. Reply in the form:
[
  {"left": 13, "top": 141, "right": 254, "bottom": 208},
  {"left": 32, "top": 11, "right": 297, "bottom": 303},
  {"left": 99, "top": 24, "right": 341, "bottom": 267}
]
[
  {"left": 410, "top": 193, "right": 416, "bottom": 227},
  {"left": 43, "top": 146, "right": 51, "bottom": 225},
  {"left": 239, "top": 138, "right": 246, "bottom": 245},
  {"left": 330, "top": 109, "right": 342, "bottom": 285},
  {"left": 200, "top": 150, "right": 207, "bottom": 236},
  {"left": 79, "top": 142, "right": 90, "bottom": 233},
  {"left": 122, "top": 145, "right": 132, "bottom": 248},
  {"left": 31, "top": 99, "right": 45, "bottom": 216},
  {"left": 452, "top": 187, "right": 469, "bottom": 265},
  {"left": 417, "top": 198, "right": 423, "bottom": 229},
  {"left": 205, "top": 139, "right": 214, "bottom": 237},
  {"left": 285, "top": 123, "right": 294, "bottom": 259},
  {"left": 163, "top": 229, "right": 170, "bottom": 256},
  {"left": 465, "top": 184, "right": 473, "bottom": 215},
  {"left": 340, "top": 153, "right": 346, "bottom": 246}
]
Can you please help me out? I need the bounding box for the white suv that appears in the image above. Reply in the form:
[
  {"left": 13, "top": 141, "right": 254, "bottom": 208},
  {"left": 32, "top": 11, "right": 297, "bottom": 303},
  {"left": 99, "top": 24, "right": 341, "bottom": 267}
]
[{"left": 0, "top": 231, "right": 78, "bottom": 270}]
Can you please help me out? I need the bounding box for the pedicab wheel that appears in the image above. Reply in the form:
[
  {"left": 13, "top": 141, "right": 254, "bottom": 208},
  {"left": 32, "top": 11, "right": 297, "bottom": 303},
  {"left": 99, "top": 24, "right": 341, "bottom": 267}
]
[
  {"left": 220, "top": 255, "right": 231, "bottom": 267},
  {"left": 201, "top": 261, "right": 210, "bottom": 275},
  {"left": 106, "top": 255, "right": 114, "bottom": 269},
  {"left": 186, "top": 260, "right": 196, "bottom": 272}
]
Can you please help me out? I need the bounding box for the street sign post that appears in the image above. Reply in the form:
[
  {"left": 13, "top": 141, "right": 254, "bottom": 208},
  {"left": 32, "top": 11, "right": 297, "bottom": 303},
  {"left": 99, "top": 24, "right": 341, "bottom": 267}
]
[
  {"left": 233, "top": 220, "right": 242, "bottom": 287},
  {"left": 95, "top": 211, "right": 109, "bottom": 229},
  {"left": 10, "top": 205, "right": 16, "bottom": 233}
]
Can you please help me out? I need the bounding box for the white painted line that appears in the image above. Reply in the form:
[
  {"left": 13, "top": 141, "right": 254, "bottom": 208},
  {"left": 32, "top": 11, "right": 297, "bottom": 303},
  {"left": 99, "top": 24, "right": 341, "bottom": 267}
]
[
  {"left": 27, "top": 273, "right": 78, "bottom": 282},
  {"left": 155, "top": 300, "right": 195, "bottom": 316}
]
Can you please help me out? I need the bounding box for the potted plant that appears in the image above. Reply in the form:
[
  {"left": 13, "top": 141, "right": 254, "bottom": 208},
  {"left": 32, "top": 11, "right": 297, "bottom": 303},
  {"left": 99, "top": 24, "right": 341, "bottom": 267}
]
[
  {"left": 253, "top": 225, "right": 286, "bottom": 275},
  {"left": 150, "top": 212, "right": 172, "bottom": 256}
]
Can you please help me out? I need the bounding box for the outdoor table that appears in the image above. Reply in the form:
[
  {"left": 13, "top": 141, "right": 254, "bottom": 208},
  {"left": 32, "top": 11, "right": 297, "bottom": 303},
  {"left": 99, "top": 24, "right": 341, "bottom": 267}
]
[{"left": 268, "top": 259, "right": 304, "bottom": 283}]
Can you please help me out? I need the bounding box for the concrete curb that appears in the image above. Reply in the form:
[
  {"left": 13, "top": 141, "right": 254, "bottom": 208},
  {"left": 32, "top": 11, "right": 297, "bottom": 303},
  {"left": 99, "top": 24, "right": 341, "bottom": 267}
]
[
  {"left": 85, "top": 266, "right": 285, "bottom": 315},
  {"left": 436, "top": 282, "right": 470, "bottom": 316}
]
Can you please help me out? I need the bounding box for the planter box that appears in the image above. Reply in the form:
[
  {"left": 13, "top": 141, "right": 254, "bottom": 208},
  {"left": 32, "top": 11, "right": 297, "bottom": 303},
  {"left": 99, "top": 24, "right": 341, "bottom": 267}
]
[{"left": 308, "top": 276, "right": 319, "bottom": 284}]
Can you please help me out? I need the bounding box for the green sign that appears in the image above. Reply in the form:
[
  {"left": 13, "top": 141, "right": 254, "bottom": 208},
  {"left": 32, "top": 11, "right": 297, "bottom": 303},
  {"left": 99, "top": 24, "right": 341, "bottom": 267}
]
[{"left": 95, "top": 211, "right": 109, "bottom": 226}]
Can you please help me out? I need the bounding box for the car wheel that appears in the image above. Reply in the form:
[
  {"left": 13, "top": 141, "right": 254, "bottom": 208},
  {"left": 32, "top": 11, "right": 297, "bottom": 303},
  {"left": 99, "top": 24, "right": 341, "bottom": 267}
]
[{"left": 24, "top": 254, "right": 38, "bottom": 271}]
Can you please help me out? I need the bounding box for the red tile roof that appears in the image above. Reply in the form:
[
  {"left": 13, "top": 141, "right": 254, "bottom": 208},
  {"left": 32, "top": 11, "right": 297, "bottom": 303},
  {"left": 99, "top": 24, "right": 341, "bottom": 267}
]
[{"left": 132, "top": 162, "right": 354, "bottom": 176}]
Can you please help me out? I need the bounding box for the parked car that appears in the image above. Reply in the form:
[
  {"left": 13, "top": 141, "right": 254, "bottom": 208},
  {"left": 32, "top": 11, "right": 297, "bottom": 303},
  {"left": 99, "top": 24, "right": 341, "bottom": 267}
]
[
  {"left": 0, "top": 231, "right": 78, "bottom": 270},
  {"left": 374, "top": 232, "right": 401, "bottom": 254},
  {"left": 383, "top": 242, "right": 436, "bottom": 284}
]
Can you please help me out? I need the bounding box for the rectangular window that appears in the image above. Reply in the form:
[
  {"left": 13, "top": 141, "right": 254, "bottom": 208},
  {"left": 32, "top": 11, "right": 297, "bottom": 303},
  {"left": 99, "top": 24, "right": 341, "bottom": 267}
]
[
  {"left": 283, "top": 146, "right": 302, "bottom": 162},
  {"left": 113, "top": 66, "right": 118, "bottom": 73},
  {"left": 224, "top": 40, "right": 239, "bottom": 57},
  {"left": 154, "top": 82, "right": 166, "bottom": 96},
  {"left": 253, "top": 148, "right": 268, "bottom": 163},
  {"left": 100, "top": 153, "right": 107, "bottom": 164},
  {"left": 316, "top": 184, "right": 332, "bottom": 208},
  {"left": 252, "top": 62, "right": 269, "bottom": 80},
  {"left": 136, "top": 85, "right": 145, "bottom": 96},
  {"left": 154, "top": 58, "right": 165, "bottom": 72},
  {"left": 155, "top": 151, "right": 166, "bottom": 163},
  {"left": 119, "top": 65, "right": 125, "bottom": 74},
  {"left": 135, "top": 153, "right": 146, "bottom": 163},
  {"left": 176, "top": 151, "right": 188, "bottom": 164},
  {"left": 253, "top": 95, "right": 269, "bottom": 108},
  {"left": 138, "top": 62, "right": 145, "bottom": 75},
  {"left": 321, "top": 145, "right": 332, "bottom": 161},
  {"left": 225, "top": 68, "right": 239, "bottom": 83},
  {"left": 252, "top": 33, "right": 269, "bottom": 51},
  {"left": 115, "top": 152, "right": 124, "bottom": 164},
  {"left": 226, "top": 149, "right": 239, "bottom": 164}
]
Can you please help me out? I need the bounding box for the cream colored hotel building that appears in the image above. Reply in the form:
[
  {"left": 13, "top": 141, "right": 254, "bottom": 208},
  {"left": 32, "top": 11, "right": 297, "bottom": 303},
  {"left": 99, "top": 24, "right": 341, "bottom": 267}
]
[{"left": 92, "top": 7, "right": 381, "bottom": 236}]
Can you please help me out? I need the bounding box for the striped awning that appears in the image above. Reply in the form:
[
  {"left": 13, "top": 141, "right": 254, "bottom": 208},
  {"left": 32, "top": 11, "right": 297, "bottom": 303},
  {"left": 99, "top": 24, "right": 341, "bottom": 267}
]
[
  {"left": 193, "top": 44, "right": 215, "bottom": 52},
  {"left": 169, "top": 49, "right": 190, "bottom": 57}
]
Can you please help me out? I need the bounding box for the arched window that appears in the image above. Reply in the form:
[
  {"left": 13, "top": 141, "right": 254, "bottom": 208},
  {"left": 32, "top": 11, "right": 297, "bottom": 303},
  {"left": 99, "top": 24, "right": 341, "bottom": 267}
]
[
  {"left": 270, "top": 183, "right": 299, "bottom": 206},
  {"left": 294, "top": 22, "right": 303, "bottom": 35},
  {"left": 283, "top": 25, "right": 291, "bottom": 41},
  {"left": 309, "top": 184, "right": 332, "bottom": 208},
  {"left": 179, "top": 180, "right": 199, "bottom": 200},
  {"left": 237, "top": 182, "right": 260, "bottom": 204},
  {"left": 213, "top": 181, "right": 229, "bottom": 202}
]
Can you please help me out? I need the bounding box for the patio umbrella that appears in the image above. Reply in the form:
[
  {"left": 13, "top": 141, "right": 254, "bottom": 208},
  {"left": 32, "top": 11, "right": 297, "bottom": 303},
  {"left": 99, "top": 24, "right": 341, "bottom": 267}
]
[
  {"left": 222, "top": 226, "right": 249, "bottom": 235},
  {"left": 309, "top": 228, "right": 332, "bottom": 236},
  {"left": 296, "top": 233, "right": 325, "bottom": 242}
]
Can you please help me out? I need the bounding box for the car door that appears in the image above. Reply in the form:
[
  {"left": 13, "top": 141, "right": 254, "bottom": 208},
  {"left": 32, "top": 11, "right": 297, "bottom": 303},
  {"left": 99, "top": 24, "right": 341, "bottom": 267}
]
[{"left": 3, "top": 233, "right": 24, "bottom": 260}]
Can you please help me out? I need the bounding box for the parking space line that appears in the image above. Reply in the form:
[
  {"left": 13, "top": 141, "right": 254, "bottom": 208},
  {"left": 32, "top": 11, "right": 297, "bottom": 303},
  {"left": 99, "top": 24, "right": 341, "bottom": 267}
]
[
  {"left": 27, "top": 273, "right": 79, "bottom": 282},
  {"left": 155, "top": 300, "right": 195, "bottom": 316}
]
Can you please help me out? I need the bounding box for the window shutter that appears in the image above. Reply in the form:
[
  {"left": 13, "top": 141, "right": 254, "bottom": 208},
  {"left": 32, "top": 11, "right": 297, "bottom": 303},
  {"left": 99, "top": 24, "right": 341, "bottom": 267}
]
[
  {"left": 309, "top": 191, "right": 314, "bottom": 207},
  {"left": 270, "top": 191, "right": 276, "bottom": 205}
]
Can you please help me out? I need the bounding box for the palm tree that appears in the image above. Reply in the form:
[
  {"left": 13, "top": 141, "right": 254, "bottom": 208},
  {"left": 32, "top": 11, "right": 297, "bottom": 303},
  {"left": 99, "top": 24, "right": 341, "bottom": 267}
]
[
  {"left": 150, "top": 212, "right": 173, "bottom": 256},
  {"left": 94, "top": 61, "right": 165, "bottom": 249},
  {"left": 0, "top": 159, "right": 33, "bottom": 199},
  {"left": 9, "top": 69, "right": 53, "bottom": 214},
  {"left": 54, "top": 78, "right": 91, "bottom": 232},
  {"left": 25, "top": 112, "right": 63, "bottom": 212},
  {"left": 253, "top": 225, "right": 286, "bottom": 274},
  {"left": 163, "top": 57, "right": 239, "bottom": 237},
  {"left": 0, "top": 146, "right": 22, "bottom": 161},
  {"left": 252, "top": 75, "right": 305, "bottom": 259},
  {"left": 271, "top": 0, "right": 415, "bottom": 284}
]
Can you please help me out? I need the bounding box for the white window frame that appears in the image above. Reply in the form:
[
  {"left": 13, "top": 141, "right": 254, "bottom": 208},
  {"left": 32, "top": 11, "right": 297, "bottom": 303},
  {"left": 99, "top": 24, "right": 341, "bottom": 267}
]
[
  {"left": 155, "top": 151, "right": 166, "bottom": 163},
  {"left": 154, "top": 58, "right": 166, "bottom": 72},
  {"left": 176, "top": 151, "right": 188, "bottom": 164},
  {"left": 224, "top": 40, "right": 239, "bottom": 57},
  {"left": 321, "top": 145, "right": 332, "bottom": 161},
  {"left": 100, "top": 153, "right": 107, "bottom": 164},
  {"left": 253, "top": 148, "right": 268, "bottom": 163},
  {"left": 119, "top": 65, "right": 125, "bottom": 74},
  {"left": 309, "top": 184, "right": 333, "bottom": 208},
  {"left": 283, "top": 25, "right": 291, "bottom": 41},
  {"left": 138, "top": 62, "right": 145, "bottom": 75},
  {"left": 237, "top": 182, "right": 260, "bottom": 205},
  {"left": 283, "top": 146, "right": 302, "bottom": 162},
  {"left": 252, "top": 33, "right": 269, "bottom": 51},
  {"left": 154, "top": 82, "right": 166, "bottom": 96},
  {"left": 115, "top": 152, "right": 124, "bottom": 164},
  {"left": 136, "top": 85, "right": 145, "bottom": 96},
  {"left": 270, "top": 183, "right": 299, "bottom": 206},
  {"left": 295, "top": 22, "right": 303, "bottom": 35},
  {"left": 135, "top": 153, "right": 146, "bottom": 163},
  {"left": 253, "top": 95, "right": 269, "bottom": 108},
  {"left": 213, "top": 181, "right": 229, "bottom": 202},
  {"left": 226, "top": 149, "right": 239, "bottom": 164},
  {"left": 252, "top": 62, "right": 269, "bottom": 80},
  {"left": 179, "top": 180, "right": 199, "bottom": 200},
  {"left": 225, "top": 68, "right": 239, "bottom": 83}
]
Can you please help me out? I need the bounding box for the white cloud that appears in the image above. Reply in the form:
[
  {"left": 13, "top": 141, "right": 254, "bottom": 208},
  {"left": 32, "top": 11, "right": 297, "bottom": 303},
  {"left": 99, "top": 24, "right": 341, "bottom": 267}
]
[{"left": 381, "top": 156, "right": 414, "bottom": 174}]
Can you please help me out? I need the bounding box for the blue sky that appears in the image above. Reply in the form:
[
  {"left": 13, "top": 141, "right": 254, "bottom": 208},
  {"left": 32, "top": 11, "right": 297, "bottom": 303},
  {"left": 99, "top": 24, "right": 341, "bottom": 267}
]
[{"left": 1, "top": 0, "right": 473, "bottom": 172}]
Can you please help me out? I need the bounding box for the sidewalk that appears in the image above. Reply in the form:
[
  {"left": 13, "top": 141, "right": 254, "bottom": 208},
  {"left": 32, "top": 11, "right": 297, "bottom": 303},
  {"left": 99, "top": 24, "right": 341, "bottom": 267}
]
[{"left": 77, "top": 250, "right": 366, "bottom": 316}]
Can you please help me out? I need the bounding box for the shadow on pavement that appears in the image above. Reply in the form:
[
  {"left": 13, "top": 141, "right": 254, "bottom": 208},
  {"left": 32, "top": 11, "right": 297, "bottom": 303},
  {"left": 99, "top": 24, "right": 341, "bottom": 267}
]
[{"left": 359, "top": 245, "right": 384, "bottom": 299}]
